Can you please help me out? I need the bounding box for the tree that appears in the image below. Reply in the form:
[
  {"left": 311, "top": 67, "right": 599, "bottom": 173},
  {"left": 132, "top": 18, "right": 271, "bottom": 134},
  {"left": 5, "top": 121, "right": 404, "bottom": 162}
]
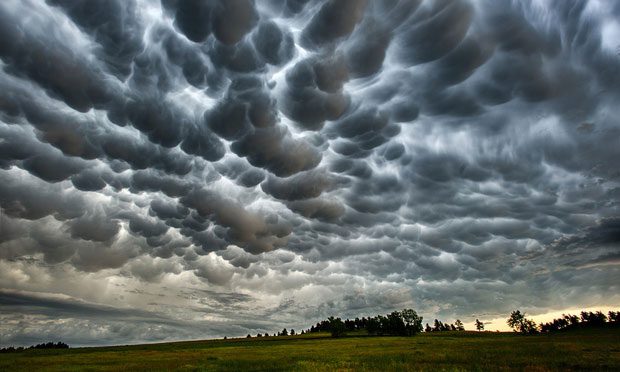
[
  {"left": 299, "top": 309, "right": 428, "bottom": 338},
  {"left": 507, "top": 310, "right": 524, "bottom": 332},
  {"left": 475, "top": 319, "right": 484, "bottom": 331},
  {"left": 454, "top": 319, "right": 464, "bottom": 331},
  {"left": 507, "top": 310, "right": 538, "bottom": 334},
  {"left": 328, "top": 316, "right": 346, "bottom": 338},
  {"left": 354, "top": 317, "right": 361, "bottom": 330},
  {"left": 425, "top": 323, "right": 432, "bottom": 333},
  {"left": 345, "top": 319, "right": 355, "bottom": 331},
  {"left": 290, "top": 329, "right": 295, "bottom": 335},
  {"left": 246, "top": 334, "right": 251, "bottom": 338},
  {"left": 521, "top": 319, "right": 538, "bottom": 334},
  {"left": 280, "top": 328, "right": 288, "bottom": 336},
  {"left": 580, "top": 311, "right": 607, "bottom": 326},
  {"left": 401, "top": 309, "right": 424, "bottom": 335},
  {"left": 563, "top": 314, "right": 579, "bottom": 326},
  {"left": 367, "top": 317, "right": 380, "bottom": 335},
  {"left": 433, "top": 319, "right": 443, "bottom": 332},
  {"left": 386, "top": 311, "right": 407, "bottom": 336}
]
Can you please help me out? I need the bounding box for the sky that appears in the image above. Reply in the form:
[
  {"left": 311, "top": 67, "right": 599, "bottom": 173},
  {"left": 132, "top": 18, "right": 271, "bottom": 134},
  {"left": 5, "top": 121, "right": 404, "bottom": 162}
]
[{"left": 0, "top": 0, "right": 619, "bottom": 347}]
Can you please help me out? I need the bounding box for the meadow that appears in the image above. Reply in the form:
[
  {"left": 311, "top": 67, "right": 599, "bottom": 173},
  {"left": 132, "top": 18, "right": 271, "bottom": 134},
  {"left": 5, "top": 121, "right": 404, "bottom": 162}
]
[{"left": 1, "top": 327, "right": 618, "bottom": 371}]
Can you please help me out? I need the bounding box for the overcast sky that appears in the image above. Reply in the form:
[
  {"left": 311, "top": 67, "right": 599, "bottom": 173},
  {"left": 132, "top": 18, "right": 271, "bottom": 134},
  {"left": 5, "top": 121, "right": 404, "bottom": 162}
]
[{"left": 1, "top": 0, "right": 619, "bottom": 347}]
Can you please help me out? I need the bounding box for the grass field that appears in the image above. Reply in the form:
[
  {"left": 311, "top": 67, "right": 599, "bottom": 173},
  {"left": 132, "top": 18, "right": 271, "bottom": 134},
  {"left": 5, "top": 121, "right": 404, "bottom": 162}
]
[{"left": 1, "top": 327, "right": 619, "bottom": 371}]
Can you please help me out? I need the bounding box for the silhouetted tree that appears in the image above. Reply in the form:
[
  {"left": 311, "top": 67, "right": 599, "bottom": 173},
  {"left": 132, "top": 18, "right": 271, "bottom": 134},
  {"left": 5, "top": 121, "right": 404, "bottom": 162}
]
[
  {"left": 280, "top": 328, "right": 288, "bottom": 336},
  {"left": 385, "top": 311, "right": 407, "bottom": 336},
  {"left": 401, "top": 309, "right": 424, "bottom": 335},
  {"left": 507, "top": 310, "right": 524, "bottom": 331},
  {"left": 290, "top": 329, "right": 295, "bottom": 335},
  {"left": 507, "top": 310, "right": 538, "bottom": 334},
  {"left": 454, "top": 319, "right": 464, "bottom": 331},
  {"left": 377, "top": 315, "right": 390, "bottom": 335},
  {"left": 354, "top": 317, "right": 361, "bottom": 330},
  {"left": 425, "top": 323, "right": 432, "bottom": 333},
  {"left": 303, "top": 309, "right": 426, "bottom": 337},
  {"left": 328, "top": 316, "right": 346, "bottom": 338},
  {"left": 433, "top": 319, "right": 443, "bottom": 332},
  {"left": 345, "top": 319, "right": 356, "bottom": 331},
  {"left": 563, "top": 314, "right": 580, "bottom": 326},
  {"left": 540, "top": 316, "right": 570, "bottom": 332},
  {"left": 522, "top": 319, "right": 538, "bottom": 334},
  {"left": 475, "top": 319, "right": 484, "bottom": 331},
  {"left": 367, "top": 317, "right": 380, "bottom": 335},
  {"left": 580, "top": 311, "right": 607, "bottom": 326},
  {"left": 246, "top": 334, "right": 251, "bottom": 338}
]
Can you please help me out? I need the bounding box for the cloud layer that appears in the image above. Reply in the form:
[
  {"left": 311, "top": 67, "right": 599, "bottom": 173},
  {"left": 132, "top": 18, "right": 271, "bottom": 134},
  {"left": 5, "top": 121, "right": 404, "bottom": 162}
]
[{"left": 1, "top": 0, "right": 619, "bottom": 346}]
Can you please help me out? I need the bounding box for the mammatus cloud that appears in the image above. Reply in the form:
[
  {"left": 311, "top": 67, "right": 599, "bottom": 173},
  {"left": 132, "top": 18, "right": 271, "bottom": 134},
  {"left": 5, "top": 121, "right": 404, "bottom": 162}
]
[{"left": 0, "top": 0, "right": 619, "bottom": 346}]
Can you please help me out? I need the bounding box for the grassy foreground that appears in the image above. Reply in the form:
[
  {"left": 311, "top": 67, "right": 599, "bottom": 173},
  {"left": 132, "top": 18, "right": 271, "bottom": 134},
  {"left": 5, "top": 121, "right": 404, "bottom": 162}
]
[{"left": 1, "top": 328, "right": 619, "bottom": 371}]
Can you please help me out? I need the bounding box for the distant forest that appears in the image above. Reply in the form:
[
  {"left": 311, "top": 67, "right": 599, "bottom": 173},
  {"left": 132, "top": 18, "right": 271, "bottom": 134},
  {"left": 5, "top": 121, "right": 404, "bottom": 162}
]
[
  {"left": 307, "top": 309, "right": 425, "bottom": 337},
  {"left": 512, "top": 310, "right": 620, "bottom": 334},
  {"left": 0, "top": 342, "right": 69, "bottom": 353},
  {"left": 256, "top": 309, "right": 620, "bottom": 339}
]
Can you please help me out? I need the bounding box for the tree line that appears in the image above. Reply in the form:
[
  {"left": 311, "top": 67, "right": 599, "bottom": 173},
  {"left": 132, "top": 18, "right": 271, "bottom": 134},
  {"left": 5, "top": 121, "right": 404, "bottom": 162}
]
[
  {"left": 248, "top": 308, "right": 619, "bottom": 339},
  {"left": 245, "top": 309, "right": 425, "bottom": 339},
  {"left": 508, "top": 310, "right": 620, "bottom": 334},
  {"left": 0, "top": 342, "right": 69, "bottom": 353},
  {"left": 423, "top": 319, "right": 466, "bottom": 332},
  {"left": 303, "top": 309, "right": 425, "bottom": 337}
]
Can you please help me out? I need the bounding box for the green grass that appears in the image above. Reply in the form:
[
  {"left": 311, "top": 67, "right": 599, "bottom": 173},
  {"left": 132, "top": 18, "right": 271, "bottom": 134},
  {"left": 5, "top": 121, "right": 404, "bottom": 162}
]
[{"left": 1, "top": 328, "right": 619, "bottom": 371}]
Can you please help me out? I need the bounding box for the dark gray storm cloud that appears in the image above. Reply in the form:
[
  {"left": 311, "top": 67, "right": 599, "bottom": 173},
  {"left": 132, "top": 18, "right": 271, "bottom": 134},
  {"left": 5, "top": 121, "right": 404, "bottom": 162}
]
[{"left": 1, "top": 0, "right": 619, "bottom": 346}]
